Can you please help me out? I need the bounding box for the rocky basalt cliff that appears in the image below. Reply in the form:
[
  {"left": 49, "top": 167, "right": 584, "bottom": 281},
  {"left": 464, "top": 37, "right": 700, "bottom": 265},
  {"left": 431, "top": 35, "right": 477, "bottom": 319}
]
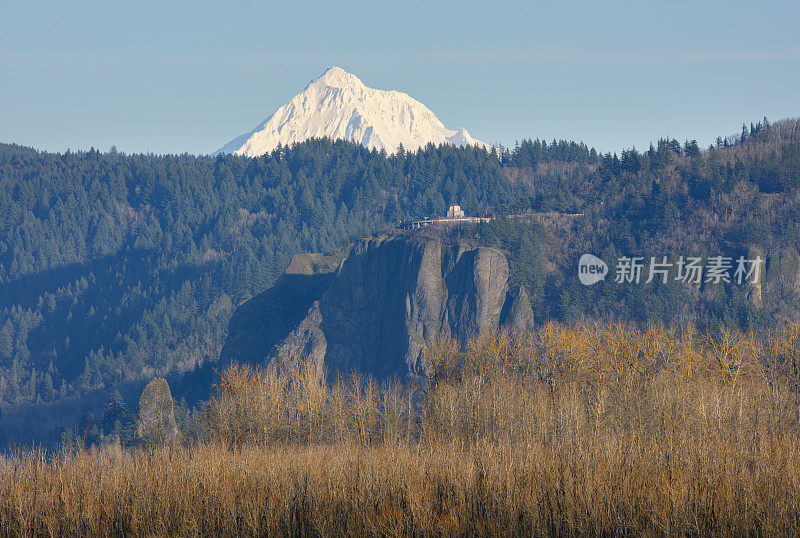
[{"left": 222, "top": 233, "right": 534, "bottom": 379}]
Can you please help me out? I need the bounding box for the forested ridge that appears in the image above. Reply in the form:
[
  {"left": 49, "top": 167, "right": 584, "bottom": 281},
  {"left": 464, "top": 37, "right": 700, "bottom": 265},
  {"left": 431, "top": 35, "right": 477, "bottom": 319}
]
[
  {"left": 0, "top": 139, "right": 514, "bottom": 415},
  {"left": 1, "top": 117, "right": 800, "bottom": 445},
  {"left": 471, "top": 117, "right": 800, "bottom": 330}
]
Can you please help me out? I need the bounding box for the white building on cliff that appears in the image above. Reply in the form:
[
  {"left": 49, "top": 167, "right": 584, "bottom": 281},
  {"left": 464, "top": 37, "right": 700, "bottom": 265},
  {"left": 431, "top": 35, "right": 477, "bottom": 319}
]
[{"left": 446, "top": 205, "right": 465, "bottom": 219}]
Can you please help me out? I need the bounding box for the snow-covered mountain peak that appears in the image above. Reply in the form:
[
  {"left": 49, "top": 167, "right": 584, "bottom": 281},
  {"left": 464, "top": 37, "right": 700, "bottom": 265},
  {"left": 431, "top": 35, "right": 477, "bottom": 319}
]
[
  {"left": 311, "top": 66, "right": 366, "bottom": 90},
  {"left": 215, "top": 67, "right": 492, "bottom": 156}
]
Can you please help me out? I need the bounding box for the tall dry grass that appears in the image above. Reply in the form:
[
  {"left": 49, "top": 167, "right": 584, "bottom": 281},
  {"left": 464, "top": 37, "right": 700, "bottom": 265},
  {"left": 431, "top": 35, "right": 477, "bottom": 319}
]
[{"left": 2, "top": 322, "right": 800, "bottom": 535}]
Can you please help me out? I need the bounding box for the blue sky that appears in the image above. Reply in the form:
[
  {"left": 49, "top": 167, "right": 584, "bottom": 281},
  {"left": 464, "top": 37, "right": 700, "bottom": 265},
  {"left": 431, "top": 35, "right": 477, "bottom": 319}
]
[{"left": 2, "top": 0, "right": 798, "bottom": 155}]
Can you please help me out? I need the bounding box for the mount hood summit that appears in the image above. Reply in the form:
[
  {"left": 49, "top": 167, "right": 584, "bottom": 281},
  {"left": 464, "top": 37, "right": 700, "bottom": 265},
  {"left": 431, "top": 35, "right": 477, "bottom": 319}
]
[{"left": 216, "top": 67, "right": 492, "bottom": 156}]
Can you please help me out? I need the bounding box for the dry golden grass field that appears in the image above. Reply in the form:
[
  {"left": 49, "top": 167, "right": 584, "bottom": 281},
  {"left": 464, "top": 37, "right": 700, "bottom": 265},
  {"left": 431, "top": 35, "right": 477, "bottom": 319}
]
[{"left": 2, "top": 323, "right": 800, "bottom": 535}]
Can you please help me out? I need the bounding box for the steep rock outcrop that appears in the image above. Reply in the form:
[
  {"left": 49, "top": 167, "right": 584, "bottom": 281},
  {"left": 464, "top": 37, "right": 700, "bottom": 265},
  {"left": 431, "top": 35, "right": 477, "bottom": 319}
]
[
  {"left": 224, "top": 233, "right": 532, "bottom": 379},
  {"left": 501, "top": 285, "right": 536, "bottom": 333}
]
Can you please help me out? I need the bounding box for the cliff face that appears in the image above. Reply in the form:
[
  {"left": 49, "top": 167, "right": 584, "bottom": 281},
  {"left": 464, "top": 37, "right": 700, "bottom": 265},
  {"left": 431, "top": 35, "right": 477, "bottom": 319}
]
[
  {"left": 224, "top": 233, "right": 532, "bottom": 379},
  {"left": 220, "top": 252, "right": 344, "bottom": 367}
]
